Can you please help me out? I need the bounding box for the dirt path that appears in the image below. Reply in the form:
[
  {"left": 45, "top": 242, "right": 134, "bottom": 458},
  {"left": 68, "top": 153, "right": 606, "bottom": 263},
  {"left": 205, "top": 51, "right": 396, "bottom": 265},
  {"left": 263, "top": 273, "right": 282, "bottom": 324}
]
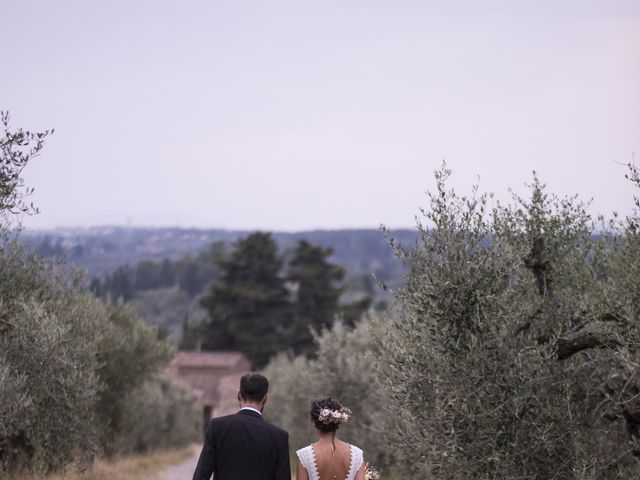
[
  {"left": 156, "top": 451, "right": 200, "bottom": 480},
  {"left": 155, "top": 450, "right": 296, "bottom": 480}
]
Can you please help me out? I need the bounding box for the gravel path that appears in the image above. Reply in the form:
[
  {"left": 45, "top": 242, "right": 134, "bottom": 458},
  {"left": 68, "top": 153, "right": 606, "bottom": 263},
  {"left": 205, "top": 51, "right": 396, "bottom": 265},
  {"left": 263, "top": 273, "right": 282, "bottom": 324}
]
[{"left": 156, "top": 451, "right": 200, "bottom": 480}]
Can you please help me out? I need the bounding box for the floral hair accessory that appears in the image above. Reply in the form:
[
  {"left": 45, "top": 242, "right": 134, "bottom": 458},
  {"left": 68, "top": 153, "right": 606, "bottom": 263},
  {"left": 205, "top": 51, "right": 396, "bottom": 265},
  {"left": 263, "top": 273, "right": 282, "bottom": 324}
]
[{"left": 317, "top": 406, "right": 351, "bottom": 425}]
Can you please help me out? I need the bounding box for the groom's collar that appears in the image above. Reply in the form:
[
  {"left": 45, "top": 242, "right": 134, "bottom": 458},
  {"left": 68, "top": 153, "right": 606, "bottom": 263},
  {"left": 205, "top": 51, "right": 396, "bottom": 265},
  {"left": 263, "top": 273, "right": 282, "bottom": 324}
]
[{"left": 238, "top": 406, "right": 263, "bottom": 417}]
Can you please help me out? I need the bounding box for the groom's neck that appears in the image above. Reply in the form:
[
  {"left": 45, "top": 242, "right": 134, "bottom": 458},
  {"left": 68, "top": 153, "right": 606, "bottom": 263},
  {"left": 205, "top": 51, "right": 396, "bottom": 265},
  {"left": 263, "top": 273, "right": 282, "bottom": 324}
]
[{"left": 239, "top": 400, "right": 264, "bottom": 412}]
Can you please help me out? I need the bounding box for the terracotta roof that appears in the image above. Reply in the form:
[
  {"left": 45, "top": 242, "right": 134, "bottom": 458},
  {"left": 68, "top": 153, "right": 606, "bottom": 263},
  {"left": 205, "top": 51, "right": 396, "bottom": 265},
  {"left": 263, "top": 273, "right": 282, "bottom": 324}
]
[{"left": 170, "top": 351, "right": 248, "bottom": 369}]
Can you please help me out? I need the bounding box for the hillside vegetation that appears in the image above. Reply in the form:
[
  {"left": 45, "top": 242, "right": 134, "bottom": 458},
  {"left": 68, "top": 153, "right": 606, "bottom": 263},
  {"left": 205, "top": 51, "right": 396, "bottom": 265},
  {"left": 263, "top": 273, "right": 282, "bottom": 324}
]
[
  {"left": 0, "top": 112, "right": 199, "bottom": 475},
  {"left": 266, "top": 164, "right": 640, "bottom": 479},
  {"left": 22, "top": 228, "right": 412, "bottom": 346}
]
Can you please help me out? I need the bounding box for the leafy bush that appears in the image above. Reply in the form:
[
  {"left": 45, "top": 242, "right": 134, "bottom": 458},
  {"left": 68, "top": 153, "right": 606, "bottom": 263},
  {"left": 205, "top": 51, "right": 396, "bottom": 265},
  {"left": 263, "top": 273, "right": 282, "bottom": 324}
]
[
  {"left": 129, "top": 287, "right": 208, "bottom": 343},
  {"left": 378, "top": 164, "right": 640, "bottom": 479},
  {"left": 112, "top": 376, "right": 201, "bottom": 454},
  {"left": 0, "top": 245, "right": 198, "bottom": 474},
  {"left": 0, "top": 111, "right": 52, "bottom": 219},
  {"left": 0, "top": 112, "right": 198, "bottom": 473},
  {"left": 263, "top": 318, "right": 401, "bottom": 475},
  {"left": 94, "top": 301, "right": 173, "bottom": 454},
  {"left": 0, "top": 247, "right": 104, "bottom": 472}
]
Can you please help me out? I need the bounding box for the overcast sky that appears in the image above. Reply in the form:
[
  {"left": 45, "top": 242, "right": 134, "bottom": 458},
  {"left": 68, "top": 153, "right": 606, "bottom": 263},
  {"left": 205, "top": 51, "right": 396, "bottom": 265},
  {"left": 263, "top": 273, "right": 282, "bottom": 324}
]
[{"left": 2, "top": 0, "right": 639, "bottom": 231}]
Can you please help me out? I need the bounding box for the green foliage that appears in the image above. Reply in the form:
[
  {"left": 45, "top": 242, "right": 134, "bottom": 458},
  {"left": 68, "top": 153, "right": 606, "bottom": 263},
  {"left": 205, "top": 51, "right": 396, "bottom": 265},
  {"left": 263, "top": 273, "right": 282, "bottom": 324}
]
[
  {"left": 0, "top": 245, "right": 198, "bottom": 474},
  {"left": 289, "top": 241, "right": 344, "bottom": 328},
  {"left": 29, "top": 227, "right": 413, "bottom": 304},
  {"left": 378, "top": 164, "right": 640, "bottom": 479},
  {"left": 200, "top": 232, "right": 291, "bottom": 367},
  {"left": 263, "top": 318, "right": 400, "bottom": 475},
  {"left": 91, "top": 241, "right": 225, "bottom": 302},
  {"left": 98, "top": 265, "right": 136, "bottom": 301},
  {"left": 198, "top": 233, "right": 372, "bottom": 367},
  {"left": 111, "top": 376, "right": 201, "bottom": 454},
  {"left": 0, "top": 111, "right": 52, "bottom": 220},
  {"left": 0, "top": 112, "right": 198, "bottom": 474},
  {"left": 94, "top": 302, "right": 174, "bottom": 455},
  {"left": 0, "top": 247, "right": 103, "bottom": 472},
  {"left": 131, "top": 287, "right": 208, "bottom": 344},
  {"left": 134, "top": 260, "right": 165, "bottom": 290},
  {"left": 287, "top": 240, "right": 369, "bottom": 354},
  {"left": 88, "top": 243, "right": 224, "bottom": 345}
]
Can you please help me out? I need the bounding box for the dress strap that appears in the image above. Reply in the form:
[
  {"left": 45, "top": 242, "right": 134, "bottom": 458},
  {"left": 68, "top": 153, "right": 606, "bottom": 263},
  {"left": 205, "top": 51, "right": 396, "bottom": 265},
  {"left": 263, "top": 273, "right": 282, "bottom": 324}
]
[
  {"left": 296, "top": 446, "right": 321, "bottom": 480},
  {"left": 347, "top": 445, "right": 364, "bottom": 480}
]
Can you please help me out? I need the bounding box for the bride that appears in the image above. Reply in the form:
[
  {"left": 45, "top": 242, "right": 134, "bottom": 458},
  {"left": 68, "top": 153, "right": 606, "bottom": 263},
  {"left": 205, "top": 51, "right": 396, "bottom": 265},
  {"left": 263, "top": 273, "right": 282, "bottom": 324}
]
[{"left": 296, "top": 397, "right": 366, "bottom": 480}]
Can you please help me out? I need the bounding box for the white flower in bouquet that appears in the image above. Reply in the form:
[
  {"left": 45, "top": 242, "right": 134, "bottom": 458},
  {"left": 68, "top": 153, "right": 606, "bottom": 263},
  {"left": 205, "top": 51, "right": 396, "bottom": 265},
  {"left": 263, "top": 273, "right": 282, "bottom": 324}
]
[{"left": 364, "top": 464, "right": 381, "bottom": 480}]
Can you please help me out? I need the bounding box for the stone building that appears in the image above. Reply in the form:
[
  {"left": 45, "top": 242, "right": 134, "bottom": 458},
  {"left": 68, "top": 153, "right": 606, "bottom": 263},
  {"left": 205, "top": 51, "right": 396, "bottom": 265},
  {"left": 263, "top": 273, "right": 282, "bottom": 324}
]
[{"left": 166, "top": 351, "right": 251, "bottom": 429}]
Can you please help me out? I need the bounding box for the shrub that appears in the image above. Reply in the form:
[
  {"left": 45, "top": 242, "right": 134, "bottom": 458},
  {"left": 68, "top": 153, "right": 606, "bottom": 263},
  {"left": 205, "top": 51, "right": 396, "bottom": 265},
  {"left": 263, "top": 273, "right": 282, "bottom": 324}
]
[
  {"left": 378, "top": 165, "right": 640, "bottom": 479},
  {"left": 94, "top": 301, "right": 173, "bottom": 455},
  {"left": 0, "top": 245, "right": 199, "bottom": 474},
  {"left": 0, "top": 112, "right": 198, "bottom": 473},
  {"left": 112, "top": 376, "right": 201, "bottom": 453},
  {"left": 0, "top": 247, "right": 104, "bottom": 472},
  {"left": 264, "top": 318, "right": 401, "bottom": 475}
]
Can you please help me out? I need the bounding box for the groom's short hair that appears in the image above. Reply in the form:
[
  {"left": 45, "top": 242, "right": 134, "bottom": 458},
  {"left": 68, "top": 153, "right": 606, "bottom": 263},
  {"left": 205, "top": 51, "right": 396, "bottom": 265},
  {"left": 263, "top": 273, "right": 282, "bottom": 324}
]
[{"left": 240, "top": 372, "right": 269, "bottom": 402}]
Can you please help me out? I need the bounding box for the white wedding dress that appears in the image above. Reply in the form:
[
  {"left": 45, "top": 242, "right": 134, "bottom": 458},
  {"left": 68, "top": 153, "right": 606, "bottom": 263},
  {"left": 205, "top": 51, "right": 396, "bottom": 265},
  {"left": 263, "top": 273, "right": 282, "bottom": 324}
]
[{"left": 296, "top": 444, "right": 364, "bottom": 480}]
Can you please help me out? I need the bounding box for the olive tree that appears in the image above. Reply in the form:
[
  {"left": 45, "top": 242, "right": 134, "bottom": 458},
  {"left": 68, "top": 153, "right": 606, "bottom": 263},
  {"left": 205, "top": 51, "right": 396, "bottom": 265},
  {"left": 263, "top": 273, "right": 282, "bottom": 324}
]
[
  {"left": 0, "top": 112, "right": 198, "bottom": 474},
  {"left": 379, "top": 164, "right": 640, "bottom": 479},
  {"left": 112, "top": 376, "right": 201, "bottom": 453},
  {"left": 264, "top": 318, "right": 400, "bottom": 474},
  {"left": 0, "top": 111, "right": 51, "bottom": 221},
  {"left": 0, "top": 246, "right": 198, "bottom": 473},
  {"left": 0, "top": 248, "right": 105, "bottom": 472}
]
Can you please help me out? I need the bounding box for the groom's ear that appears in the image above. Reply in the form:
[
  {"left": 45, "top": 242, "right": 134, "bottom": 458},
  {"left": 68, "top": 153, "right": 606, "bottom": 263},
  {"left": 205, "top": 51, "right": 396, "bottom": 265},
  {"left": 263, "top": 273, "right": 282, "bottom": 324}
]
[
  {"left": 262, "top": 393, "right": 269, "bottom": 405},
  {"left": 237, "top": 391, "right": 242, "bottom": 402}
]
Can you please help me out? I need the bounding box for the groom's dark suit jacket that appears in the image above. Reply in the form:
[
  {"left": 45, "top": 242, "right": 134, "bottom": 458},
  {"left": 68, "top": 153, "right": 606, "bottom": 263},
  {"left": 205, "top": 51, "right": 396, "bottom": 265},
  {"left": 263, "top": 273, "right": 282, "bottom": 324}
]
[{"left": 192, "top": 409, "right": 290, "bottom": 480}]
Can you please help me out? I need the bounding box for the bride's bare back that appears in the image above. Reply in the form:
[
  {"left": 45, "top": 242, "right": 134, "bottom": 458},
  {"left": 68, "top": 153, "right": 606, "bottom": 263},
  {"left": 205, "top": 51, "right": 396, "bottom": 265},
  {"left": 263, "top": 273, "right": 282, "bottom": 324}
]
[
  {"left": 296, "top": 438, "right": 365, "bottom": 480},
  {"left": 315, "top": 439, "right": 352, "bottom": 479}
]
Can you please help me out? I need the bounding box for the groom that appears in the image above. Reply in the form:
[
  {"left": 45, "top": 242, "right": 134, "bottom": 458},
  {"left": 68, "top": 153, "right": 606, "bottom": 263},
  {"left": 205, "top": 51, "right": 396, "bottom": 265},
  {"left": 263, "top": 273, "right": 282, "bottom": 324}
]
[{"left": 192, "top": 372, "right": 291, "bottom": 480}]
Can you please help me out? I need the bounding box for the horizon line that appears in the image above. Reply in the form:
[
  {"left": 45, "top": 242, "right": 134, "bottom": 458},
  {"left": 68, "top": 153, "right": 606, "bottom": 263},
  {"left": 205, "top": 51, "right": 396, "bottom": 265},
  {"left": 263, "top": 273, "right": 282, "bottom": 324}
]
[{"left": 18, "top": 223, "right": 419, "bottom": 234}]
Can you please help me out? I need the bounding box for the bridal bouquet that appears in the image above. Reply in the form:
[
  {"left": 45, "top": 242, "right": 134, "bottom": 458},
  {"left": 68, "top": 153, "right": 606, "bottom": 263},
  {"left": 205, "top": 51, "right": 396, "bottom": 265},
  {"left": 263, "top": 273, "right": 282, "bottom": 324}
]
[{"left": 364, "top": 464, "right": 380, "bottom": 480}]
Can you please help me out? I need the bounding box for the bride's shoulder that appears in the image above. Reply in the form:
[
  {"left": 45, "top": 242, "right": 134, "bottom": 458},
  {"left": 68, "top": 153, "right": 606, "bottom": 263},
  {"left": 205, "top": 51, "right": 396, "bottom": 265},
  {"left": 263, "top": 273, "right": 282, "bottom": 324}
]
[
  {"left": 347, "top": 444, "right": 364, "bottom": 465},
  {"left": 347, "top": 443, "right": 363, "bottom": 454},
  {"left": 296, "top": 444, "right": 314, "bottom": 460},
  {"left": 296, "top": 445, "right": 317, "bottom": 472}
]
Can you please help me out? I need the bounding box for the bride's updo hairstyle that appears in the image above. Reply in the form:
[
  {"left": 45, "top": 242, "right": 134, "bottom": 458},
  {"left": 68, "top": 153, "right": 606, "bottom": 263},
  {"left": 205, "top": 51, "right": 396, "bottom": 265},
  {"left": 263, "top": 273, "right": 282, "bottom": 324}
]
[{"left": 311, "top": 397, "right": 344, "bottom": 433}]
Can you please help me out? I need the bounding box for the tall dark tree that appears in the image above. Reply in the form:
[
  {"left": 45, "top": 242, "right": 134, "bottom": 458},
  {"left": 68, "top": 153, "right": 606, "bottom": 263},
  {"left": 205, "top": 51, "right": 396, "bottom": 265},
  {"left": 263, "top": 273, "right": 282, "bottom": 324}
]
[
  {"left": 177, "top": 256, "right": 201, "bottom": 297},
  {"left": 159, "top": 258, "right": 176, "bottom": 286},
  {"left": 177, "top": 241, "right": 225, "bottom": 297},
  {"left": 106, "top": 266, "right": 135, "bottom": 302},
  {"left": 200, "top": 232, "right": 291, "bottom": 367},
  {"left": 194, "top": 240, "right": 226, "bottom": 292},
  {"left": 287, "top": 240, "right": 345, "bottom": 353},
  {"left": 135, "top": 260, "right": 161, "bottom": 290}
]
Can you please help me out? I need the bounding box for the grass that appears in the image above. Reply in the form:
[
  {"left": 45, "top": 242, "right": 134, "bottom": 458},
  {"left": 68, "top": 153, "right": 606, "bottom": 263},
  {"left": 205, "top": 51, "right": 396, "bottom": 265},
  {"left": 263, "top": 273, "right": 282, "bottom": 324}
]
[{"left": 8, "top": 444, "right": 198, "bottom": 480}]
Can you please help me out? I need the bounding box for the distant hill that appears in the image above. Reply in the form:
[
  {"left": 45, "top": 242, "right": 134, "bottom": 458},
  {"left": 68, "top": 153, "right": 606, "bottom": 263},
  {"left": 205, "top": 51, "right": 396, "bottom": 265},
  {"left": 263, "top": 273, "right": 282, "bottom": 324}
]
[
  {"left": 21, "top": 226, "right": 419, "bottom": 298},
  {"left": 20, "top": 227, "right": 418, "bottom": 343}
]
